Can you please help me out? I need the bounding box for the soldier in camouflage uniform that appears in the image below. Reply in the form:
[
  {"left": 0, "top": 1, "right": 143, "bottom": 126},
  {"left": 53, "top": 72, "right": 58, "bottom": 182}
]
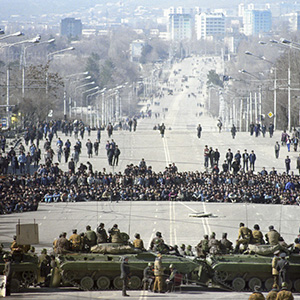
[
  {"left": 220, "top": 233, "right": 233, "bottom": 254},
  {"left": 276, "top": 282, "right": 294, "bottom": 300},
  {"left": 266, "top": 284, "right": 278, "bottom": 300},
  {"left": 196, "top": 235, "right": 209, "bottom": 258},
  {"left": 235, "top": 222, "right": 252, "bottom": 253},
  {"left": 208, "top": 233, "right": 221, "bottom": 255},
  {"left": 248, "top": 285, "right": 265, "bottom": 300}
]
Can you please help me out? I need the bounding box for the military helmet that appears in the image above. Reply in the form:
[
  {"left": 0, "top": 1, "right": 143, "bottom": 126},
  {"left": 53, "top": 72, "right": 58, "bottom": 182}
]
[
  {"left": 281, "top": 282, "right": 288, "bottom": 288},
  {"left": 169, "top": 264, "right": 174, "bottom": 269},
  {"left": 3, "top": 254, "right": 9, "bottom": 259},
  {"left": 156, "top": 231, "right": 162, "bottom": 237},
  {"left": 180, "top": 244, "right": 185, "bottom": 249},
  {"left": 187, "top": 245, "right": 192, "bottom": 250},
  {"left": 148, "top": 262, "right": 153, "bottom": 267}
]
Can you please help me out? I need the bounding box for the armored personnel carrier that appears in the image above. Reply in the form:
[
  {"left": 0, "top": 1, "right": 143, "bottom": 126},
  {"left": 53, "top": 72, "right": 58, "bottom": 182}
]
[
  {"left": 0, "top": 252, "right": 39, "bottom": 292},
  {"left": 196, "top": 245, "right": 300, "bottom": 292},
  {"left": 53, "top": 243, "right": 199, "bottom": 290}
]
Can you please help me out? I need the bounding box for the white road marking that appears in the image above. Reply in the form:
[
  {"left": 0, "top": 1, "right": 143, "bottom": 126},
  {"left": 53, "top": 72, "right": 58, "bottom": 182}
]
[
  {"left": 179, "top": 201, "right": 198, "bottom": 213},
  {"left": 43, "top": 216, "right": 47, "bottom": 219}
]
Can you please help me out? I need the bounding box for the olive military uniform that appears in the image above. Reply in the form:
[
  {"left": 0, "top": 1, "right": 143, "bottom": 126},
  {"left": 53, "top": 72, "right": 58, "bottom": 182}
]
[{"left": 248, "top": 292, "right": 265, "bottom": 300}]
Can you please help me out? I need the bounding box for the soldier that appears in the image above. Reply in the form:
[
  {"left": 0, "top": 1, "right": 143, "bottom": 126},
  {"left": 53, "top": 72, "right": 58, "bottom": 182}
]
[
  {"left": 3, "top": 254, "right": 12, "bottom": 296},
  {"left": 220, "top": 233, "right": 233, "bottom": 254},
  {"left": 153, "top": 253, "right": 165, "bottom": 293},
  {"left": 38, "top": 249, "right": 51, "bottom": 286},
  {"left": 248, "top": 285, "right": 265, "bottom": 300},
  {"left": 266, "top": 284, "right": 278, "bottom": 300},
  {"left": 56, "top": 232, "right": 70, "bottom": 254},
  {"left": 96, "top": 223, "right": 108, "bottom": 244},
  {"left": 208, "top": 233, "right": 221, "bottom": 255},
  {"left": 186, "top": 245, "right": 194, "bottom": 256},
  {"left": 272, "top": 250, "right": 281, "bottom": 285},
  {"left": 150, "top": 232, "right": 164, "bottom": 251},
  {"left": 133, "top": 233, "right": 145, "bottom": 250},
  {"left": 165, "top": 264, "right": 179, "bottom": 293},
  {"left": 120, "top": 256, "right": 131, "bottom": 297},
  {"left": 265, "top": 226, "right": 280, "bottom": 245},
  {"left": 235, "top": 222, "right": 252, "bottom": 253},
  {"left": 179, "top": 244, "right": 186, "bottom": 256},
  {"left": 108, "top": 224, "right": 123, "bottom": 243},
  {"left": 143, "top": 262, "right": 154, "bottom": 291},
  {"left": 84, "top": 225, "right": 97, "bottom": 251},
  {"left": 196, "top": 235, "right": 209, "bottom": 258},
  {"left": 251, "top": 224, "right": 264, "bottom": 245},
  {"left": 276, "top": 282, "right": 294, "bottom": 300},
  {"left": 53, "top": 234, "right": 62, "bottom": 253},
  {"left": 277, "top": 253, "right": 289, "bottom": 287},
  {"left": 69, "top": 229, "right": 81, "bottom": 252}
]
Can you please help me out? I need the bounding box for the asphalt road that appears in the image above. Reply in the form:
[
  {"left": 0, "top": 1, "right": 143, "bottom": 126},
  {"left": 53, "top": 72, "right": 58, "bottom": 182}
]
[{"left": 2, "top": 55, "right": 300, "bottom": 299}]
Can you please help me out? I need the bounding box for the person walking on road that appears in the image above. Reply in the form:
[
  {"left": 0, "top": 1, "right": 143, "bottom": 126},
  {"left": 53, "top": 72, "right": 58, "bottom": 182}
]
[
  {"left": 275, "top": 142, "right": 280, "bottom": 159},
  {"left": 226, "top": 149, "right": 233, "bottom": 170},
  {"left": 297, "top": 154, "right": 300, "bottom": 175},
  {"left": 249, "top": 150, "right": 256, "bottom": 171},
  {"left": 159, "top": 123, "right": 166, "bottom": 138},
  {"left": 231, "top": 124, "right": 237, "bottom": 139},
  {"left": 113, "top": 145, "right": 121, "bottom": 167},
  {"left": 86, "top": 139, "right": 93, "bottom": 158},
  {"left": 197, "top": 124, "right": 202, "bottom": 138},
  {"left": 285, "top": 156, "right": 291, "bottom": 175},
  {"left": 120, "top": 256, "right": 131, "bottom": 297}
]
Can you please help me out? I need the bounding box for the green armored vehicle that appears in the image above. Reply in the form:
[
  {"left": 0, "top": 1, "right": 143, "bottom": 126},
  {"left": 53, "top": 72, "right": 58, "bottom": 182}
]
[
  {"left": 197, "top": 245, "right": 300, "bottom": 292},
  {"left": 0, "top": 252, "right": 39, "bottom": 292},
  {"left": 53, "top": 243, "right": 199, "bottom": 290}
]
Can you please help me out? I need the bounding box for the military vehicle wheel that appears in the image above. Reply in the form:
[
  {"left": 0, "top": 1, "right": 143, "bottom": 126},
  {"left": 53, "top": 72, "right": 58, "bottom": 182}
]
[
  {"left": 80, "top": 276, "right": 94, "bottom": 290},
  {"left": 128, "top": 276, "right": 141, "bottom": 289},
  {"left": 264, "top": 278, "right": 273, "bottom": 291},
  {"left": 96, "top": 276, "right": 110, "bottom": 290},
  {"left": 232, "top": 277, "right": 245, "bottom": 291},
  {"left": 248, "top": 277, "right": 262, "bottom": 291},
  {"left": 11, "top": 279, "right": 20, "bottom": 292},
  {"left": 62, "top": 270, "right": 75, "bottom": 282},
  {"left": 294, "top": 279, "right": 300, "bottom": 292},
  {"left": 113, "top": 276, "right": 123, "bottom": 290},
  {"left": 214, "top": 271, "right": 228, "bottom": 282},
  {"left": 22, "top": 270, "right": 35, "bottom": 285}
]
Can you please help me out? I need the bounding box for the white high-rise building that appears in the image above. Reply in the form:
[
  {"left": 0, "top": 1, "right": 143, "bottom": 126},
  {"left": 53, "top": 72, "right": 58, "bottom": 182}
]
[
  {"left": 195, "top": 12, "right": 225, "bottom": 40},
  {"left": 243, "top": 9, "right": 272, "bottom": 36},
  {"left": 168, "top": 14, "right": 193, "bottom": 41}
]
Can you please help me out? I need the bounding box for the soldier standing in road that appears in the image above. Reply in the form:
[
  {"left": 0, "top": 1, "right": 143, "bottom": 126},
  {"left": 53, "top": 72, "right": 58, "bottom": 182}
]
[
  {"left": 120, "top": 256, "right": 131, "bottom": 297},
  {"left": 276, "top": 282, "right": 294, "bottom": 300},
  {"left": 3, "top": 254, "right": 12, "bottom": 296},
  {"left": 197, "top": 124, "right": 202, "bottom": 138},
  {"left": 153, "top": 253, "right": 164, "bottom": 293},
  {"left": 277, "top": 253, "right": 289, "bottom": 286},
  {"left": 248, "top": 285, "right": 265, "bottom": 300},
  {"left": 272, "top": 250, "right": 281, "bottom": 285}
]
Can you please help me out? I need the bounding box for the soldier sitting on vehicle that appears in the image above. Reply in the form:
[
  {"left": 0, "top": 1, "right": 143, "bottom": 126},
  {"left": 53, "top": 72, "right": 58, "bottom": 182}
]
[
  {"left": 265, "top": 225, "right": 280, "bottom": 245},
  {"left": 235, "top": 223, "right": 252, "bottom": 253},
  {"left": 69, "top": 229, "right": 81, "bottom": 252},
  {"left": 150, "top": 232, "right": 164, "bottom": 251},
  {"left": 220, "top": 233, "right": 233, "bottom": 254},
  {"left": 251, "top": 224, "right": 264, "bottom": 245},
  {"left": 133, "top": 233, "right": 145, "bottom": 250},
  {"left": 196, "top": 235, "right": 209, "bottom": 258},
  {"left": 208, "top": 233, "right": 221, "bottom": 255},
  {"left": 96, "top": 223, "right": 108, "bottom": 244},
  {"left": 108, "top": 224, "right": 123, "bottom": 243},
  {"left": 84, "top": 225, "right": 97, "bottom": 251}
]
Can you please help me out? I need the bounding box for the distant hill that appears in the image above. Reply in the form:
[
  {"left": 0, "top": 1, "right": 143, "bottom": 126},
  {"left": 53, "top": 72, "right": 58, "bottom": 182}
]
[{"left": 1, "top": 0, "right": 279, "bottom": 19}]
